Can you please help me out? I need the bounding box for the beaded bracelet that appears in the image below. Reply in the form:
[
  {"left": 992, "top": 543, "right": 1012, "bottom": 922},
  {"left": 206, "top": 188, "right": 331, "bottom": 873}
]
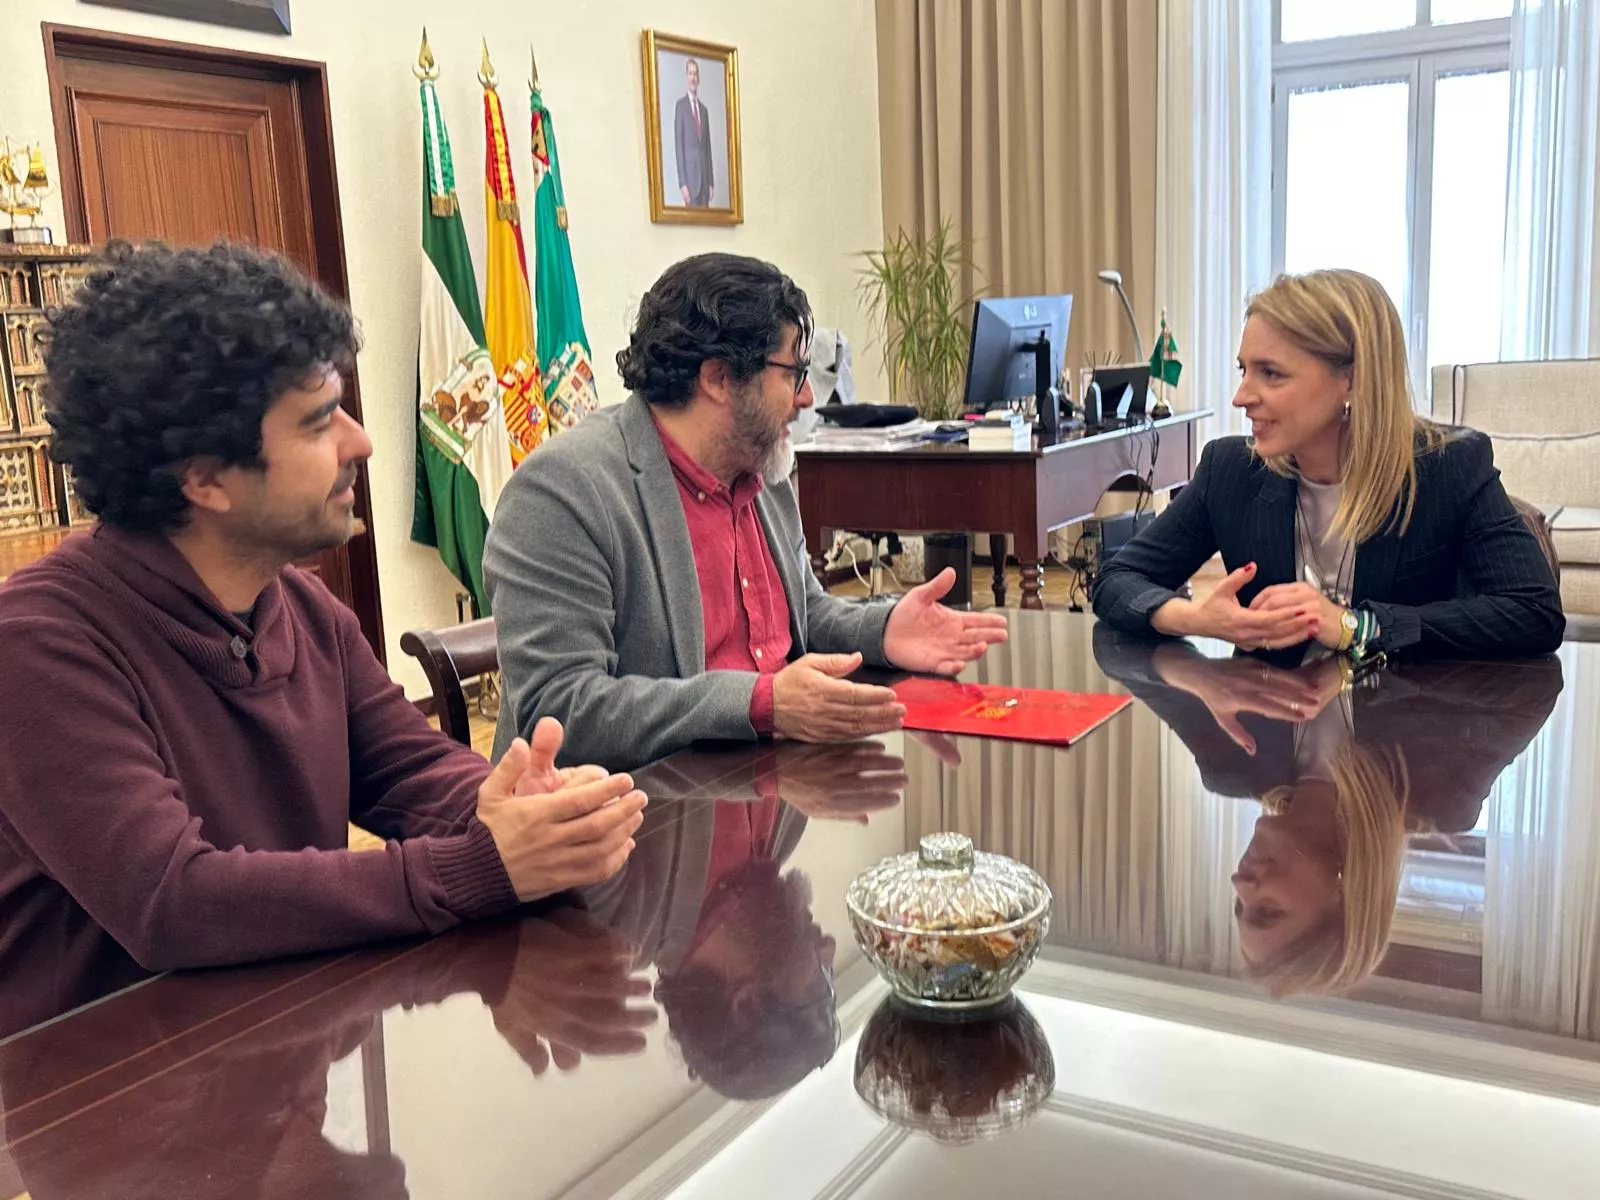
[{"left": 1350, "top": 606, "right": 1381, "bottom": 663}]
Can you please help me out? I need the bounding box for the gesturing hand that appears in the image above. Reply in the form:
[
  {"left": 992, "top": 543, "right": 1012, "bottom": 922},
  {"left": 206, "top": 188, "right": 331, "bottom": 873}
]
[
  {"left": 1248, "top": 581, "right": 1344, "bottom": 651},
  {"left": 476, "top": 719, "right": 647, "bottom": 902},
  {"left": 772, "top": 652, "right": 906, "bottom": 742},
  {"left": 884, "top": 568, "right": 1010, "bottom": 674},
  {"left": 490, "top": 908, "right": 657, "bottom": 1074},
  {"left": 1155, "top": 562, "right": 1321, "bottom": 651},
  {"left": 770, "top": 740, "right": 908, "bottom": 823}
]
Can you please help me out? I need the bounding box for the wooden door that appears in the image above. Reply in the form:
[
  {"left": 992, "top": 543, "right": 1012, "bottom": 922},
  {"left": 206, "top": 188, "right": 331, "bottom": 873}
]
[{"left": 44, "top": 26, "right": 385, "bottom": 659}]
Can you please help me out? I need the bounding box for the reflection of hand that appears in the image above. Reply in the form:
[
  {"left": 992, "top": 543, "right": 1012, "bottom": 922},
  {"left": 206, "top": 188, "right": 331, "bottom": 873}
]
[
  {"left": 709, "top": 185, "right": 715, "bottom": 204},
  {"left": 680, "top": 185, "right": 692, "bottom": 204},
  {"left": 1151, "top": 645, "right": 1329, "bottom": 755},
  {"left": 908, "top": 729, "right": 963, "bottom": 768},
  {"left": 770, "top": 741, "right": 907, "bottom": 822},
  {"left": 490, "top": 909, "right": 657, "bottom": 1074}
]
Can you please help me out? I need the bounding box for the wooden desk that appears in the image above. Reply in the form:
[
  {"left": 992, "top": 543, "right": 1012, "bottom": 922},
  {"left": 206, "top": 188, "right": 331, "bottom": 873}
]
[{"left": 795, "top": 411, "right": 1210, "bottom": 607}]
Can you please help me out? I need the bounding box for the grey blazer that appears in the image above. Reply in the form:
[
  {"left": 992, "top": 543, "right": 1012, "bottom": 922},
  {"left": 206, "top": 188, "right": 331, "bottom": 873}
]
[{"left": 483, "top": 394, "right": 893, "bottom": 769}]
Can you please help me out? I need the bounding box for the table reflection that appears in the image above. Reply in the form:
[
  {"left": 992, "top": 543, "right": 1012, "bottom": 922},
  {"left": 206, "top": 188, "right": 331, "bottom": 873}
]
[
  {"left": 7, "top": 612, "right": 1600, "bottom": 1200},
  {"left": 900, "top": 612, "right": 1596, "bottom": 1040},
  {"left": 0, "top": 912, "right": 652, "bottom": 1200},
  {"left": 582, "top": 738, "right": 905, "bottom": 1100},
  {"left": 1093, "top": 630, "right": 1562, "bottom": 997},
  {"left": 852, "top": 995, "right": 1055, "bottom": 1144}
]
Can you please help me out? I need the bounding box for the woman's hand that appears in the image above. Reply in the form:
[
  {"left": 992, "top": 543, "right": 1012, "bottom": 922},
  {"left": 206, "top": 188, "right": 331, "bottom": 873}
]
[
  {"left": 1152, "top": 646, "right": 1332, "bottom": 754},
  {"left": 1248, "top": 582, "right": 1344, "bottom": 651},
  {"left": 1151, "top": 563, "right": 1321, "bottom": 651}
]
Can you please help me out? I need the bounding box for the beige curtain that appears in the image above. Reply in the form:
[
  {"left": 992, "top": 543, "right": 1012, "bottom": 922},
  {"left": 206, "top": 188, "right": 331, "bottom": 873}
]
[{"left": 874, "top": 0, "right": 1159, "bottom": 376}]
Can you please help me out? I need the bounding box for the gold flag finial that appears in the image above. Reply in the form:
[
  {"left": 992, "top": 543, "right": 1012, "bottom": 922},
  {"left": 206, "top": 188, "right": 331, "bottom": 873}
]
[
  {"left": 529, "top": 45, "right": 541, "bottom": 93},
  {"left": 414, "top": 28, "right": 439, "bottom": 80},
  {"left": 478, "top": 38, "right": 497, "bottom": 88}
]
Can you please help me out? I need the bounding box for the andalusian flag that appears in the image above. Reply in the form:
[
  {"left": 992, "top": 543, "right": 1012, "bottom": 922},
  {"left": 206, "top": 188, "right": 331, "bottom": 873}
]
[
  {"left": 410, "top": 33, "right": 511, "bottom": 616},
  {"left": 1149, "top": 309, "right": 1182, "bottom": 387},
  {"left": 481, "top": 42, "right": 546, "bottom": 464},
  {"left": 529, "top": 54, "right": 599, "bottom": 431}
]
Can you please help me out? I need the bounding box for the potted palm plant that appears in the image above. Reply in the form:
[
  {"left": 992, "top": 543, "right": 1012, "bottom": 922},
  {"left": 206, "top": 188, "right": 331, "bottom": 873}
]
[{"left": 857, "top": 222, "right": 980, "bottom": 422}]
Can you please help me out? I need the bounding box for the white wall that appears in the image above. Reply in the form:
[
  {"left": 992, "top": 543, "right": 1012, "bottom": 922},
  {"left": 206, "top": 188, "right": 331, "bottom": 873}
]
[{"left": 1, "top": 0, "right": 885, "bottom": 696}]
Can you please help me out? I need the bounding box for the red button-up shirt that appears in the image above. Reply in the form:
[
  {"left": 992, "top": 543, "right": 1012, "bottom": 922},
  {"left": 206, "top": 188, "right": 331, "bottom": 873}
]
[{"left": 654, "top": 420, "right": 793, "bottom": 732}]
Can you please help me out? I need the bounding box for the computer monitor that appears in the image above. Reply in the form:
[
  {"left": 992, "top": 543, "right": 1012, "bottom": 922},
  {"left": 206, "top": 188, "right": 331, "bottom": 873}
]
[
  {"left": 962, "top": 295, "right": 1073, "bottom": 424},
  {"left": 1085, "top": 363, "right": 1150, "bottom": 426}
]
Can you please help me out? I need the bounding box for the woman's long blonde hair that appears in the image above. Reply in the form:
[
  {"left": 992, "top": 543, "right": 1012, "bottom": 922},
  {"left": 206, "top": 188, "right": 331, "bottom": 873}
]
[
  {"left": 1249, "top": 745, "right": 1412, "bottom": 997},
  {"left": 1246, "top": 269, "right": 1443, "bottom": 544}
]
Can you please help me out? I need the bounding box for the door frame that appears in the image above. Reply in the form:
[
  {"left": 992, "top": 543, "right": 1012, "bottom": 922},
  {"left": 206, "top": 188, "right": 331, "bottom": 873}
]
[{"left": 41, "top": 22, "right": 387, "bottom": 661}]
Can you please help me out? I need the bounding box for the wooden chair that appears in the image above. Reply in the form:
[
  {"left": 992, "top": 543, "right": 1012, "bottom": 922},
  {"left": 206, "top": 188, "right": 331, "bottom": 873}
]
[{"left": 400, "top": 617, "right": 498, "bottom": 746}]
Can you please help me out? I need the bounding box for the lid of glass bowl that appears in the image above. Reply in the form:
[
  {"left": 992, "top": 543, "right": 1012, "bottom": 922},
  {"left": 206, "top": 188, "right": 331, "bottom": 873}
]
[{"left": 846, "top": 832, "right": 1049, "bottom": 933}]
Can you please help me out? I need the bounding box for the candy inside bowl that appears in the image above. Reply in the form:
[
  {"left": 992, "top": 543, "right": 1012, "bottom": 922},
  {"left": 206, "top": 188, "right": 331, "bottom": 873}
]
[{"left": 845, "top": 832, "right": 1051, "bottom": 1011}]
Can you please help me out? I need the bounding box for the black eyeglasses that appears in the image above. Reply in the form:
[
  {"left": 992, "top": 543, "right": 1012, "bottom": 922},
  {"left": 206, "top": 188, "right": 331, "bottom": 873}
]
[{"left": 764, "top": 358, "right": 811, "bottom": 395}]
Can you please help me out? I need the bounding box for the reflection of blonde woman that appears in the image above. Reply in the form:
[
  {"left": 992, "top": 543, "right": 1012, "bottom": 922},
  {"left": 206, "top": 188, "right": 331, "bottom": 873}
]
[{"left": 1233, "top": 734, "right": 1412, "bottom": 997}]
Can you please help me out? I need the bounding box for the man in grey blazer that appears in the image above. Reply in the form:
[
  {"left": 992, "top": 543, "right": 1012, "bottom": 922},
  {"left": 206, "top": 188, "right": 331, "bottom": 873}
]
[{"left": 484, "top": 253, "right": 1008, "bottom": 770}]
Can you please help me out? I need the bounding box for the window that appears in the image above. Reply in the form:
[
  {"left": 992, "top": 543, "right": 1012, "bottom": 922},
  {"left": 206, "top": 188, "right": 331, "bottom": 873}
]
[{"left": 1272, "top": 1, "right": 1513, "bottom": 404}]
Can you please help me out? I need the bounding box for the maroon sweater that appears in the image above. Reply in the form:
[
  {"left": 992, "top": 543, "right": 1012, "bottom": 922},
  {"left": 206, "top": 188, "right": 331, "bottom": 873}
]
[{"left": 0, "top": 527, "right": 518, "bottom": 1037}]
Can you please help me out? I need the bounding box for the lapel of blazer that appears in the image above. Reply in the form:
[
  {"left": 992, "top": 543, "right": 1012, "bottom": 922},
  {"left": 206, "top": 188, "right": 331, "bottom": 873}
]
[
  {"left": 1352, "top": 515, "right": 1403, "bottom": 604},
  {"left": 1250, "top": 468, "right": 1297, "bottom": 585},
  {"left": 754, "top": 487, "right": 808, "bottom": 654},
  {"left": 618, "top": 395, "right": 704, "bottom": 675}
]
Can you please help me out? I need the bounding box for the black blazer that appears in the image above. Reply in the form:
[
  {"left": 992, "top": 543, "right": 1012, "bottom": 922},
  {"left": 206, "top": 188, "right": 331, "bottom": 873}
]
[
  {"left": 1092, "top": 627, "right": 1563, "bottom": 832},
  {"left": 1091, "top": 430, "right": 1565, "bottom": 658}
]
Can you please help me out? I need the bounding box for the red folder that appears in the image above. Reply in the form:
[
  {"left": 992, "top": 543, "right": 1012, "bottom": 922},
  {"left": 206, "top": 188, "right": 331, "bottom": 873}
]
[{"left": 892, "top": 677, "right": 1131, "bottom": 746}]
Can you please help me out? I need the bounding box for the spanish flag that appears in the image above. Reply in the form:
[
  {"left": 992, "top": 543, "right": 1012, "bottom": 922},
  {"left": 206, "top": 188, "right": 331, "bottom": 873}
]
[{"left": 480, "top": 41, "right": 546, "bottom": 464}]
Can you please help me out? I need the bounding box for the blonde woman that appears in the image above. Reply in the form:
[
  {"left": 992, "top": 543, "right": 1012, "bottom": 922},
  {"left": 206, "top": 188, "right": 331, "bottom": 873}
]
[{"left": 1093, "top": 269, "right": 1564, "bottom": 659}]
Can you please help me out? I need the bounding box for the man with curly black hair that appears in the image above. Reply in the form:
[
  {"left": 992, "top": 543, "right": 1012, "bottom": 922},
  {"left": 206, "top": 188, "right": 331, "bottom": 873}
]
[
  {"left": 0, "top": 241, "right": 646, "bottom": 1038},
  {"left": 484, "top": 252, "right": 1009, "bottom": 771}
]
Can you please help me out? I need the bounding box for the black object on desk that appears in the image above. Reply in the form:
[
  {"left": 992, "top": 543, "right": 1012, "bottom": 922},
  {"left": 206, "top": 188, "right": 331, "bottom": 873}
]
[{"left": 817, "top": 403, "right": 920, "bottom": 428}]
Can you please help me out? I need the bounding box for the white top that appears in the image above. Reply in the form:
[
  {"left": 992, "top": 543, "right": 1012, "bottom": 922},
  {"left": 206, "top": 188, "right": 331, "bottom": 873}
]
[{"left": 1296, "top": 476, "right": 1355, "bottom": 605}]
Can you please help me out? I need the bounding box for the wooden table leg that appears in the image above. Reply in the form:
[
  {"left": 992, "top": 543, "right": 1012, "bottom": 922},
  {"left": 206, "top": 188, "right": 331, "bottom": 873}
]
[
  {"left": 988, "top": 535, "right": 1008, "bottom": 608},
  {"left": 808, "top": 527, "right": 830, "bottom": 581},
  {"left": 1019, "top": 559, "right": 1045, "bottom": 609}
]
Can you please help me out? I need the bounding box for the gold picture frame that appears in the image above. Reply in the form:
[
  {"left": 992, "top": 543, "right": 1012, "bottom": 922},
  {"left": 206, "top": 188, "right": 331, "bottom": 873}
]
[{"left": 641, "top": 31, "right": 743, "bottom": 226}]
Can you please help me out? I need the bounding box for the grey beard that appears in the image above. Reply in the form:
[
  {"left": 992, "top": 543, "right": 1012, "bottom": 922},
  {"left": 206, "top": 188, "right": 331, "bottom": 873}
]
[{"left": 762, "top": 433, "right": 796, "bottom": 484}]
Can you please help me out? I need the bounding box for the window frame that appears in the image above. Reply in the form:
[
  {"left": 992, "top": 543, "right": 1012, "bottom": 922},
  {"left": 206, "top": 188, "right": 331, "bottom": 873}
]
[{"left": 1271, "top": 2, "right": 1512, "bottom": 401}]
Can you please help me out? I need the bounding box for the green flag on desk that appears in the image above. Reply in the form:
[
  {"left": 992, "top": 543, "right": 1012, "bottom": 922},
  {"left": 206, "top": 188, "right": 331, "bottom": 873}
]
[{"left": 1149, "top": 311, "right": 1182, "bottom": 387}]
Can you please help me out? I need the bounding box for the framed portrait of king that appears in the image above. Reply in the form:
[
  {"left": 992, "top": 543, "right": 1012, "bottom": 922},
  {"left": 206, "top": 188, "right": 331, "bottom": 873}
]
[{"left": 641, "top": 31, "right": 743, "bottom": 226}]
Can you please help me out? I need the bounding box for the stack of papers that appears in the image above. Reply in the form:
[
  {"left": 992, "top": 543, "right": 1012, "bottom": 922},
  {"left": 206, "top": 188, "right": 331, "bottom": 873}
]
[{"left": 797, "top": 419, "right": 935, "bottom": 452}]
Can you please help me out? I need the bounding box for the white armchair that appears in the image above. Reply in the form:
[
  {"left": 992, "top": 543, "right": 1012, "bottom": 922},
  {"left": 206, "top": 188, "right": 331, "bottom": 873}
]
[{"left": 1430, "top": 360, "right": 1600, "bottom": 615}]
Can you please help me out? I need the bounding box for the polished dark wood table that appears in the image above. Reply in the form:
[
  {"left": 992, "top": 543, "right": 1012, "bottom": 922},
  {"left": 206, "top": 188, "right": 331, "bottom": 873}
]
[
  {"left": 4, "top": 612, "right": 1599, "bottom": 1198},
  {"left": 795, "top": 411, "right": 1209, "bottom": 607}
]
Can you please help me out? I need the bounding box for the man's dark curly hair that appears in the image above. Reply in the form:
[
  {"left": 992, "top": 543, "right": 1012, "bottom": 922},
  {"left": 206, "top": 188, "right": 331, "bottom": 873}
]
[
  {"left": 616, "top": 253, "right": 812, "bottom": 408},
  {"left": 42, "top": 240, "right": 360, "bottom": 533}
]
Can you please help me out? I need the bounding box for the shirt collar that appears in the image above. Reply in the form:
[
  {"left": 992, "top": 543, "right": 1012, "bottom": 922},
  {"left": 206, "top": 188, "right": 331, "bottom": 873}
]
[{"left": 652, "top": 416, "right": 765, "bottom": 508}]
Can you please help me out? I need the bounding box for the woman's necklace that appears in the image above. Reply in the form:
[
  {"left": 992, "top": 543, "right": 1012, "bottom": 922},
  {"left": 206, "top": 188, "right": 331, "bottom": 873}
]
[{"left": 1296, "top": 490, "right": 1353, "bottom": 605}]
